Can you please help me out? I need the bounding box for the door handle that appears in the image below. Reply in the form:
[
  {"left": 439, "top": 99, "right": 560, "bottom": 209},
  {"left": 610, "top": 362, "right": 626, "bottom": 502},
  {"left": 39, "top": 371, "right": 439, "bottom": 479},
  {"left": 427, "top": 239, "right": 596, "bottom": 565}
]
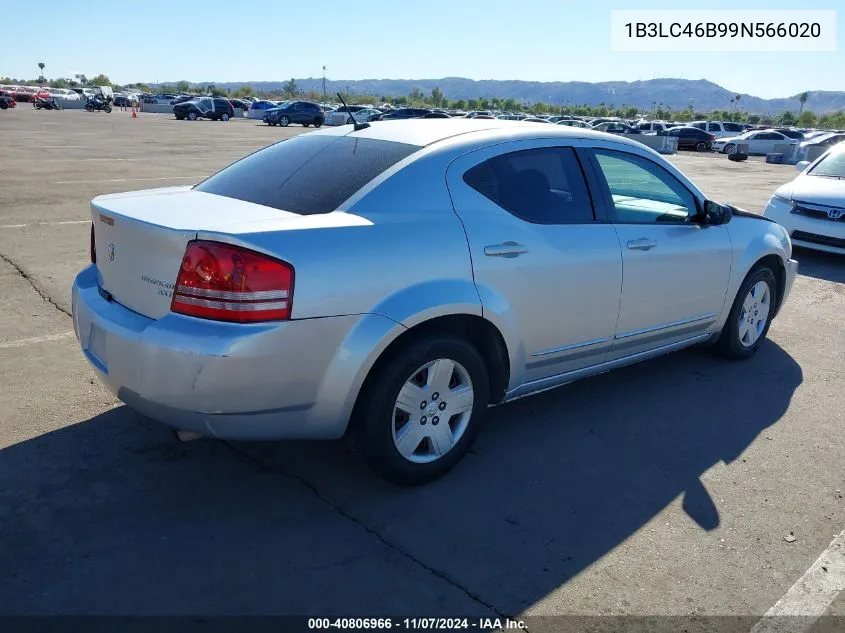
[
  {"left": 627, "top": 238, "right": 657, "bottom": 251},
  {"left": 484, "top": 241, "right": 529, "bottom": 258}
]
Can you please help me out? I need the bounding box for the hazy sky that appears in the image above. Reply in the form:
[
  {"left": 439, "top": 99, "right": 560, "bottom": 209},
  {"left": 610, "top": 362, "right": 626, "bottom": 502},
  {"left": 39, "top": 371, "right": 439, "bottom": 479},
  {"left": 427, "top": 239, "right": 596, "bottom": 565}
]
[{"left": 3, "top": 0, "right": 841, "bottom": 98}]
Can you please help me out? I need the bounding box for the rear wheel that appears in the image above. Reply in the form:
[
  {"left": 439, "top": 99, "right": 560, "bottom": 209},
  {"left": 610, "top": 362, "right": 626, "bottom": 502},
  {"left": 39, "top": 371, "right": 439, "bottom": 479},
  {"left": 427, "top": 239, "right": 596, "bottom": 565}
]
[
  {"left": 314, "top": 118, "right": 323, "bottom": 128},
  {"left": 85, "top": 104, "right": 94, "bottom": 112},
  {"left": 103, "top": 104, "right": 112, "bottom": 113},
  {"left": 175, "top": 114, "right": 184, "bottom": 120},
  {"left": 279, "top": 115, "right": 290, "bottom": 127},
  {"left": 696, "top": 141, "right": 708, "bottom": 151},
  {"left": 351, "top": 335, "right": 489, "bottom": 486},
  {"left": 714, "top": 265, "right": 777, "bottom": 359},
  {"left": 303, "top": 123, "right": 310, "bottom": 127},
  {"left": 221, "top": 113, "right": 230, "bottom": 121},
  {"left": 187, "top": 111, "right": 198, "bottom": 121}
]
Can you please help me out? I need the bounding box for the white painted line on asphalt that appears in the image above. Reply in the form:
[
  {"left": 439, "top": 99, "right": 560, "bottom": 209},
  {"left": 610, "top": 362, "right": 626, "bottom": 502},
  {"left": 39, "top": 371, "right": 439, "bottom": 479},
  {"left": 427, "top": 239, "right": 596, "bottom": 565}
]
[
  {"left": 53, "top": 176, "right": 199, "bottom": 185},
  {"left": 0, "top": 332, "right": 75, "bottom": 349},
  {"left": 1, "top": 220, "right": 89, "bottom": 229},
  {"left": 751, "top": 529, "right": 845, "bottom": 633}
]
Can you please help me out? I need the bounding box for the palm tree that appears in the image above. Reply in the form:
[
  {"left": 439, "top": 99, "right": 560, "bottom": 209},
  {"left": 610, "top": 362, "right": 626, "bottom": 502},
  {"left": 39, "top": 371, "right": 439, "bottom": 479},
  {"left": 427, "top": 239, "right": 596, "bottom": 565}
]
[
  {"left": 798, "top": 92, "right": 809, "bottom": 114},
  {"left": 37, "top": 62, "right": 45, "bottom": 82}
]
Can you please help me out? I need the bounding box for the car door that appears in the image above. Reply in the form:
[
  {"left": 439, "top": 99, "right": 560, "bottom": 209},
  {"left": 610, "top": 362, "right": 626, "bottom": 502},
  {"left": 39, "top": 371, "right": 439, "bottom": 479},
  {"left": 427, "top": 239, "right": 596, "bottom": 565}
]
[
  {"left": 197, "top": 98, "right": 213, "bottom": 118},
  {"left": 708, "top": 122, "right": 724, "bottom": 138},
  {"left": 446, "top": 140, "right": 623, "bottom": 384},
  {"left": 585, "top": 146, "right": 732, "bottom": 360}
]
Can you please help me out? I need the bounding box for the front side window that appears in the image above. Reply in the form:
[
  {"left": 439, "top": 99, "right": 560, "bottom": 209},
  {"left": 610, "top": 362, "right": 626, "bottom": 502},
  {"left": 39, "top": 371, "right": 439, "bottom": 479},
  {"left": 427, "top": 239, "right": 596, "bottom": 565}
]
[
  {"left": 462, "top": 147, "right": 595, "bottom": 224},
  {"left": 592, "top": 150, "right": 697, "bottom": 224}
]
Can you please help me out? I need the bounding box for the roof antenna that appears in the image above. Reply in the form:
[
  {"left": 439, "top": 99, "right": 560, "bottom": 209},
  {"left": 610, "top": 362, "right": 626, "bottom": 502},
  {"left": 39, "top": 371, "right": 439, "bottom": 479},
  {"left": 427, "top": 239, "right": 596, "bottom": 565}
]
[{"left": 337, "top": 92, "right": 370, "bottom": 131}]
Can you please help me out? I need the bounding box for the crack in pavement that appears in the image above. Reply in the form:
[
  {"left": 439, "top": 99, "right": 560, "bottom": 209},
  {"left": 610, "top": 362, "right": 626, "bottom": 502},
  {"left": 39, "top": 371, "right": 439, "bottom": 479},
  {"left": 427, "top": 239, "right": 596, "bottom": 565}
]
[
  {"left": 0, "top": 252, "right": 72, "bottom": 318},
  {"left": 223, "top": 441, "right": 521, "bottom": 626}
]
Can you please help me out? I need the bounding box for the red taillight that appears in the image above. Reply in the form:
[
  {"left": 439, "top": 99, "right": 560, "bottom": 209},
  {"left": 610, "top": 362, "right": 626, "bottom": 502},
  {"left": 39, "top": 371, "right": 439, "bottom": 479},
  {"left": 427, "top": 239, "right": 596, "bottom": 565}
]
[
  {"left": 90, "top": 223, "right": 96, "bottom": 263},
  {"left": 171, "top": 241, "right": 293, "bottom": 323},
  {"left": 710, "top": 134, "right": 716, "bottom": 141}
]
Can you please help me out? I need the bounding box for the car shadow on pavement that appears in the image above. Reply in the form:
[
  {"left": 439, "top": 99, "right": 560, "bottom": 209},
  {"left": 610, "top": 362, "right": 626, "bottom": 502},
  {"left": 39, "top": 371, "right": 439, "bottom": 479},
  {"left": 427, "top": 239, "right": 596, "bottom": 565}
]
[
  {"left": 793, "top": 247, "right": 845, "bottom": 284},
  {"left": 0, "top": 341, "right": 802, "bottom": 618}
]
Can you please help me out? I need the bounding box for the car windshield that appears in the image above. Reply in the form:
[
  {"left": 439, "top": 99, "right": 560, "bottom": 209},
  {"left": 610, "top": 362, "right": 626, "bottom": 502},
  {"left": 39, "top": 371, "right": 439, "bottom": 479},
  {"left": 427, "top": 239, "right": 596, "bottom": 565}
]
[
  {"left": 808, "top": 149, "right": 845, "bottom": 178},
  {"left": 195, "top": 134, "right": 419, "bottom": 214}
]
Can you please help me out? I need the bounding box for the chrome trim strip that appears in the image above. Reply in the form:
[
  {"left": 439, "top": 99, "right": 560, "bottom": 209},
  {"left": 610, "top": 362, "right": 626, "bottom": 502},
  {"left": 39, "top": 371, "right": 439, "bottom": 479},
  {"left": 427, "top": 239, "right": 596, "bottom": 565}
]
[
  {"left": 614, "top": 312, "right": 717, "bottom": 341},
  {"left": 176, "top": 286, "right": 289, "bottom": 300},
  {"left": 174, "top": 296, "right": 288, "bottom": 311},
  {"left": 506, "top": 333, "right": 711, "bottom": 402},
  {"left": 530, "top": 337, "right": 609, "bottom": 357}
]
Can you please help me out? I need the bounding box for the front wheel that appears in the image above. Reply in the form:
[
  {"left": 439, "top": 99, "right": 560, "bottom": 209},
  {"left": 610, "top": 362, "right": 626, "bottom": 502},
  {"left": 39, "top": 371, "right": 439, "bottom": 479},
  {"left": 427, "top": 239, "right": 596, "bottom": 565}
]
[
  {"left": 34, "top": 102, "right": 42, "bottom": 109},
  {"left": 351, "top": 335, "right": 490, "bottom": 486},
  {"left": 724, "top": 143, "right": 736, "bottom": 155},
  {"left": 175, "top": 114, "right": 184, "bottom": 120},
  {"left": 279, "top": 115, "right": 290, "bottom": 127},
  {"left": 85, "top": 104, "right": 94, "bottom": 112},
  {"left": 714, "top": 265, "right": 777, "bottom": 359},
  {"left": 221, "top": 113, "right": 230, "bottom": 121},
  {"left": 103, "top": 104, "right": 112, "bottom": 113},
  {"left": 187, "top": 111, "right": 198, "bottom": 121}
]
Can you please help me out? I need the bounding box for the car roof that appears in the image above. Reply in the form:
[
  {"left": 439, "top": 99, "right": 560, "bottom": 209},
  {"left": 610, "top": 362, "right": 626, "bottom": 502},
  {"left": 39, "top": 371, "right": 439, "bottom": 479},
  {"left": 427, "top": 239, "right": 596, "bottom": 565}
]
[{"left": 307, "top": 118, "right": 649, "bottom": 151}]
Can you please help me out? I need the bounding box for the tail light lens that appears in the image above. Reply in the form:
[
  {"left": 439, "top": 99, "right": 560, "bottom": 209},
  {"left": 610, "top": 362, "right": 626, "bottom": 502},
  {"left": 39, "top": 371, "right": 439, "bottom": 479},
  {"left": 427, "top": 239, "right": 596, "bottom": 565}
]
[
  {"left": 171, "top": 241, "right": 293, "bottom": 323},
  {"left": 710, "top": 134, "right": 716, "bottom": 141},
  {"left": 90, "top": 223, "right": 96, "bottom": 263}
]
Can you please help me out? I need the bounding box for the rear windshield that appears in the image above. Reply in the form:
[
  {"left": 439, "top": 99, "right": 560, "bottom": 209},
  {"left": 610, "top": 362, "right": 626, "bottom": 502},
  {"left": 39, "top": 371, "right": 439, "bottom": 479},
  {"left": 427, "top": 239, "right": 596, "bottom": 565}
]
[{"left": 195, "top": 134, "right": 419, "bottom": 214}]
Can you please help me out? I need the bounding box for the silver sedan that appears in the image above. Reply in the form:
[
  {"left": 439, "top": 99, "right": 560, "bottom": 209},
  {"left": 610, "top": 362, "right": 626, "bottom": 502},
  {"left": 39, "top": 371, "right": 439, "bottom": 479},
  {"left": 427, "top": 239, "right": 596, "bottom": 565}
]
[{"left": 72, "top": 120, "right": 797, "bottom": 485}]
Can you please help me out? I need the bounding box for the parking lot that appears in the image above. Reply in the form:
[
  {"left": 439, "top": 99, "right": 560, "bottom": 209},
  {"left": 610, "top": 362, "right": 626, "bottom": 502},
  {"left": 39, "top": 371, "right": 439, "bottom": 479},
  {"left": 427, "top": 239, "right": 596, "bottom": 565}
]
[{"left": 1, "top": 108, "right": 843, "bottom": 630}]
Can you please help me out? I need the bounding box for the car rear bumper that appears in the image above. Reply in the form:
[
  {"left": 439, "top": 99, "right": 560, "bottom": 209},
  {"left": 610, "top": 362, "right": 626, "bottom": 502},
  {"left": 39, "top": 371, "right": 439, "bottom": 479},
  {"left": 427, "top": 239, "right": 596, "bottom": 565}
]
[{"left": 72, "top": 265, "right": 389, "bottom": 440}]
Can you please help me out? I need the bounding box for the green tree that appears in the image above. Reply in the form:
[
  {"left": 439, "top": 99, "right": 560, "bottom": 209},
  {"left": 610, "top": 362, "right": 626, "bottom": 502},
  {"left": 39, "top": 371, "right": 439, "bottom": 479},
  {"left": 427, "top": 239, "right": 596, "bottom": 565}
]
[
  {"left": 37, "top": 62, "right": 45, "bottom": 82},
  {"left": 233, "top": 85, "right": 255, "bottom": 98},
  {"left": 430, "top": 86, "right": 443, "bottom": 108},
  {"left": 90, "top": 74, "right": 111, "bottom": 87},
  {"left": 49, "top": 78, "right": 68, "bottom": 89},
  {"left": 747, "top": 114, "right": 761, "bottom": 125},
  {"left": 466, "top": 98, "right": 478, "bottom": 111},
  {"left": 797, "top": 110, "right": 817, "bottom": 127},
  {"left": 798, "top": 92, "right": 809, "bottom": 114},
  {"left": 283, "top": 78, "right": 298, "bottom": 98},
  {"left": 453, "top": 99, "right": 466, "bottom": 110},
  {"left": 779, "top": 111, "right": 796, "bottom": 126},
  {"left": 175, "top": 80, "right": 191, "bottom": 93}
]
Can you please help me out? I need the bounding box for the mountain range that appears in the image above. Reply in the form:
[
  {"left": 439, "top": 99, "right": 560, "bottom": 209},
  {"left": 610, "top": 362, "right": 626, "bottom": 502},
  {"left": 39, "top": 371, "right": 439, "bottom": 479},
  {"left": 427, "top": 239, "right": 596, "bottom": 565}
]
[{"left": 182, "top": 77, "right": 844, "bottom": 114}]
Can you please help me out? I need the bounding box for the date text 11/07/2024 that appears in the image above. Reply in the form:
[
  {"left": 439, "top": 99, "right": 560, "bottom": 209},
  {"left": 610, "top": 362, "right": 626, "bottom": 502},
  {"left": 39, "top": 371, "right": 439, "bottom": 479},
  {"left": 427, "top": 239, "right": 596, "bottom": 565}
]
[{"left": 307, "top": 618, "right": 527, "bottom": 630}]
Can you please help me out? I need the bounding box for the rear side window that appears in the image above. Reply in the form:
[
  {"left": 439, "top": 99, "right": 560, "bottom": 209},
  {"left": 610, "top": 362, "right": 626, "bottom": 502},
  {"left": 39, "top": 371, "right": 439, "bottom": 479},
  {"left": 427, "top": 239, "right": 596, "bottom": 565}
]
[
  {"left": 723, "top": 122, "right": 743, "bottom": 132},
  {"left": 462, "top": 147, "right": 595, "bottom": 224},
  {"left": 708, "top": 123, "right": 722, "bottom": 132},
  {"left": 195, "top": 135, "right": 419, "bottom": 214}
]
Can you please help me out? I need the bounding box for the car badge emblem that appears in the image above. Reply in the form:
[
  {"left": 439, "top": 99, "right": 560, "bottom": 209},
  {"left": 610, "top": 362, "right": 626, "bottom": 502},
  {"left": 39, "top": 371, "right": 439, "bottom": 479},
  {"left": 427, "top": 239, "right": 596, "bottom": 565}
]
[{"left": 828, "top": 209, "right": 843, "bottom": 220}]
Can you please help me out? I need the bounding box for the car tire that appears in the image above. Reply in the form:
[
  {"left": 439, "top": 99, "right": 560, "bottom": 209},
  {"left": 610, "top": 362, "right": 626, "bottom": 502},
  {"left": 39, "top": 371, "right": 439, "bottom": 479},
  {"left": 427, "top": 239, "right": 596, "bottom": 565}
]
[
  {"left": 346, "top": 116, "right": 354, "bottom": 125},
  {"left": 714, "top": 265, "right": 778, "bottom": 360},
  {"left": 303, "top": 123, "right": 310, "bottom": 127},
  {"left": 221, "top": 113, "right": 230, "bottom": 121},
  {"left": 696, "top": 141, "right": 708, "bottom": 151},
  {"left": 724, "top": 143, "right": 736, "bottom": 155},
  {"left": 187, "top": 111, "right": 198, "bottom": 121},
  {"left": 279, "top": 116, "right": 290, "bottom": 127},
  {"left": 314, "top": 119, "right": 323, "bottom": 128},
  {"left": 351, "top": 334, "right": 490, "bottom": 486}
]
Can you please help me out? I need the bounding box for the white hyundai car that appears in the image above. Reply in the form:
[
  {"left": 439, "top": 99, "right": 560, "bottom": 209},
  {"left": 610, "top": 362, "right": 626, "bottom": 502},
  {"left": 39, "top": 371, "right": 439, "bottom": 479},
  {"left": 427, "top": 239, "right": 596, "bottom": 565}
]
[
  {"left": 713, "top": 130, "right": 797, "bottom": 155},
  {"left": 763, "top": 143, "right": 845, "bottom": 254}
]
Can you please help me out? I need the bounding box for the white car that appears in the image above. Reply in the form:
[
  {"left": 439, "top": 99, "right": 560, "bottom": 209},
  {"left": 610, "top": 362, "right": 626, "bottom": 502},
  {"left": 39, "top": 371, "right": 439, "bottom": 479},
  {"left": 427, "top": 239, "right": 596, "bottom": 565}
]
[
  {"left": 689, "top": 121, "right": 746, "bottom": 139},
  {"left": 763, "top": 143, "right": 845, "bottom": 254},
  {"left": 49, "top": 88, "right": 80, "bottom": 100},
  {"left": 713, "top": 130, "right": 797, "bottom": 155}
]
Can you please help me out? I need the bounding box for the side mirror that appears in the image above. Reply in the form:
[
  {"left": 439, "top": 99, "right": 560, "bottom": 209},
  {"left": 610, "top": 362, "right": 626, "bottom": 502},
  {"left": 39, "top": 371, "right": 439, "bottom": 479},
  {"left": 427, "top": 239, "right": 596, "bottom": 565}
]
[
  {"left": 701, "top": 200, "right": 732, "bottom": 225},
  {"left": 795, "top": 160, "right": 811, "bottom": 172}
]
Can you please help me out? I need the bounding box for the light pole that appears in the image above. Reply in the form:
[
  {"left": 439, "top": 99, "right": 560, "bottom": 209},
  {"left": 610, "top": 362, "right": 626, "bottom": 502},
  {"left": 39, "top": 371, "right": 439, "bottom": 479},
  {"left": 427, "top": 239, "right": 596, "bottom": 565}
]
[{"left": 322, "top": 66, "right": 326, "bottom": 102}]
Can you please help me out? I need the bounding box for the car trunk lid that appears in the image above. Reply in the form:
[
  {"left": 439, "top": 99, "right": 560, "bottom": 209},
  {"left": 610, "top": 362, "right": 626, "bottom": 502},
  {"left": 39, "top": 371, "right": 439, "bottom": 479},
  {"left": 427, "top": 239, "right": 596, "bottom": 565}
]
[{"left": 91, "top": 186, "right": 305, "bottom": 319}]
